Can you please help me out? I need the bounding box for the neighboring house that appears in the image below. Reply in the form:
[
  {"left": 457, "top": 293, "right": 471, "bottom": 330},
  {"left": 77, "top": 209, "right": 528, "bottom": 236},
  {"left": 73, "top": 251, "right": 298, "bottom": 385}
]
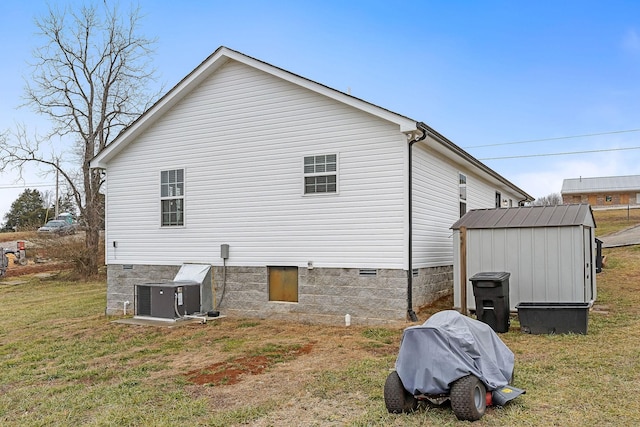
[
  {"left": 562, "top": 175, "right": 640, "bottom": 207},
  {"left": 90, "top": 46, "right": 533, "bottom": 324}
]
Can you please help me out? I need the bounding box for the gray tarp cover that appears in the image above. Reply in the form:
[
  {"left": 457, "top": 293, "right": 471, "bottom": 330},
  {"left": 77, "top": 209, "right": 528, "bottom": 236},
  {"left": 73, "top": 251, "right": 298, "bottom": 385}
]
[{"left": 395, "top": 310, "right": 514, "bottom": 395}]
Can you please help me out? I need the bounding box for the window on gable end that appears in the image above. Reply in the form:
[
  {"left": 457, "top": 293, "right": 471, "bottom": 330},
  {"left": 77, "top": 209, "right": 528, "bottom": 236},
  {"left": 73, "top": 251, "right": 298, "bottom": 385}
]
[
  {"left": 160, "top": 168, "right": 184, "bottom": 226},
  {"left": 304, "top": 154, "right": 338, "bottom": 194}
]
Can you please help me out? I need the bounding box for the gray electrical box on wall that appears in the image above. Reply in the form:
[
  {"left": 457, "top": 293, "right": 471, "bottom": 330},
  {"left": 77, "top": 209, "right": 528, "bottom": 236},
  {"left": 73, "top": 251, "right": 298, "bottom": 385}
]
[{"left": 221, "top": 244, "right": 229, "bottom": 259}]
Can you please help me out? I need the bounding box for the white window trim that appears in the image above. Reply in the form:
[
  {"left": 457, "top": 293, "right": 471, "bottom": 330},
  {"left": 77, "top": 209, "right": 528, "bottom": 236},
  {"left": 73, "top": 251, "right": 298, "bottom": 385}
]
[
  {"left": 302, "top": 153, "right": 339, "bottom": 196},
  {"left": 459, "top": 172, "right": 467, "bottom": 217},
  {"left": 159, "top": 167, "right": 186, "bottom": 228}
]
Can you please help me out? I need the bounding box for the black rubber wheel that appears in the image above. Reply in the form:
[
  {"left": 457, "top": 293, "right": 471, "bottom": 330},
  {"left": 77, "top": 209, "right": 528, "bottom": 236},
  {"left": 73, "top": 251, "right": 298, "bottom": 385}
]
[
  {"left": 384, "top": 371, "right": 418, "bottom": 413},
  {"left": 450, "top": 375, "right": 487, "bottom": 421}
]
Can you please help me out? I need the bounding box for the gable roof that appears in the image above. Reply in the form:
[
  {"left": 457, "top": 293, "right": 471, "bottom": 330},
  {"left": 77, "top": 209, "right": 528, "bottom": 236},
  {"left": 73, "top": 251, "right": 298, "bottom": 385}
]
[
  {"left": 90, "top": 46, "right": 416, "bottom": 168},
  {"left": 562, "top": 175, "right": 640, "bottom": 194},
  {"left": 89, "top": 46, "right": 533, "bottom": 201},
  {"left": 451, "top": 204, "right": 596, "bottom": 229}
]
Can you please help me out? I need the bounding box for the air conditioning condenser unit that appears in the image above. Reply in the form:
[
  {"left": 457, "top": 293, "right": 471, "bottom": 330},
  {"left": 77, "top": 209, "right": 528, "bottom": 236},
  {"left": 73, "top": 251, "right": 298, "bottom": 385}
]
[{"left": 135, "top": 281, "right": 200, "bottom": 320}]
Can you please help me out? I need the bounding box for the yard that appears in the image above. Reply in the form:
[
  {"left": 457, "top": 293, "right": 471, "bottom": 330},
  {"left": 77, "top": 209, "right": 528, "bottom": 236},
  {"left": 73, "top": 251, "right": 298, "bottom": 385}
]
[{"left": 1, "top": 210, "right": 640, "bottom": 426}]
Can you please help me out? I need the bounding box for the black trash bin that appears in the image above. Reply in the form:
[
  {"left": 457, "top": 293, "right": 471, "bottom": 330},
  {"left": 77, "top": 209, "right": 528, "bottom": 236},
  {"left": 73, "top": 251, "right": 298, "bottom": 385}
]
[
  {"left": 595, "top": 238, "right": 603, "bottom": 273},
  {"left": 469, "top": 272, "right": 510, "bottom": 333}
]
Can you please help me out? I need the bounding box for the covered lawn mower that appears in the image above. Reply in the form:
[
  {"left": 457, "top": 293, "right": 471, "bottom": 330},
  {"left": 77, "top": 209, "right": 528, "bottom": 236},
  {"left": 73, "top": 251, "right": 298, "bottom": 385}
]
[{"left": 384, "top": 310, "right": 525, "bottom": 421}]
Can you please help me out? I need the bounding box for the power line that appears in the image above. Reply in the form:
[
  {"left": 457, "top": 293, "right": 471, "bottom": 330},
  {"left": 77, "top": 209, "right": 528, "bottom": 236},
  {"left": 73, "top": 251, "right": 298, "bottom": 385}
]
[
  {"left": 0, "top": 183, "right": 55, "bottom": 190},
  {"left": 465, "top": 128, "right": 640, "bottom": 149},
  {"left": 479, "top": 146, "right": 640, "bottom": 160}
]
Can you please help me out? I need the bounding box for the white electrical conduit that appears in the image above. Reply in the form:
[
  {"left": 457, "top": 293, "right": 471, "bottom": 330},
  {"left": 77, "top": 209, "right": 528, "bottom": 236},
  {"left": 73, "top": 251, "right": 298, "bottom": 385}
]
[{"left": 174, "top": 292, "right": 207, "bottom": 323}]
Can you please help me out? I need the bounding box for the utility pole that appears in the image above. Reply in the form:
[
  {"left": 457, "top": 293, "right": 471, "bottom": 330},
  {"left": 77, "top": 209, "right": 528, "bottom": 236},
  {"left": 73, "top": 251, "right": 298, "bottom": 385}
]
[{"left": 55, "top": 159, "right": 59, "bottom": 219}]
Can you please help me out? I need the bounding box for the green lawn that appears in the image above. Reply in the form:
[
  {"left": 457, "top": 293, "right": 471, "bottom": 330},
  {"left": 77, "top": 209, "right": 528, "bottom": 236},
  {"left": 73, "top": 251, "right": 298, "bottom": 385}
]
[
  {"left": 1, "top": 216, "right": 640, "bottom": 425},
  {"left": 593, "top": 207, "right": 640, "bottom": 236}
]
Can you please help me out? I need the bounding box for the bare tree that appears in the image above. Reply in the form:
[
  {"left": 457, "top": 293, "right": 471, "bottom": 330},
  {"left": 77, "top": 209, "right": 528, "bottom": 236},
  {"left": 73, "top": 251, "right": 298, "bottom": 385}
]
[
  {"left": 532, "top": 192, "right": 563, "bottom": 206},
  {"left": 0, "top": 2, "right": 159, "bottom": 276}
]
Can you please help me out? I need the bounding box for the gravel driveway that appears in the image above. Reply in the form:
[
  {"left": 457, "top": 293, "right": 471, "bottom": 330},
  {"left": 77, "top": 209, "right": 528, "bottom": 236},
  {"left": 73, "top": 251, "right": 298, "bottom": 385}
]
[{"left": 599, "top": 224, "right": 640, "bottom": 248}]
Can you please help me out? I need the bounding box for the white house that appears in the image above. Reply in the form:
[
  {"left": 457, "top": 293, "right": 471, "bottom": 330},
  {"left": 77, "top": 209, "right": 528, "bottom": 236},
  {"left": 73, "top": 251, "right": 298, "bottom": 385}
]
[{"left": 90, "top": 46, "right": 533, "bottom": 324}]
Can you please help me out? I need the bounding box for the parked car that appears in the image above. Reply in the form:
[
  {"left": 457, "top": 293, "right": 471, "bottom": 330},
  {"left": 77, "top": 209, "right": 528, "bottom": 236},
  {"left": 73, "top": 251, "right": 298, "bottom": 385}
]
[
  {"left": 0, "top": 225, "right": 16, "bottom": 233},
  {"left": 37, "top": 220, "right": 76, "bottom": 235}
]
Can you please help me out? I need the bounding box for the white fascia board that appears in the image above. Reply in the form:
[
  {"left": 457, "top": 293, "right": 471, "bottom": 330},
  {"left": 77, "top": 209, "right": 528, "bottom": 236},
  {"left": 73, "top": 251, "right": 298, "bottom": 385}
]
[
  {"left": 91, "top": 49, "right": 233, "bottom": 168},
  {"left": 226, "top": 49, "right": 418, "bottom": 132},
  {"left": 423, "top": 134, "right": 534, "bottom": 202},
  {"left": 91, "top": 46, "right": 418, "bottom": 168}
]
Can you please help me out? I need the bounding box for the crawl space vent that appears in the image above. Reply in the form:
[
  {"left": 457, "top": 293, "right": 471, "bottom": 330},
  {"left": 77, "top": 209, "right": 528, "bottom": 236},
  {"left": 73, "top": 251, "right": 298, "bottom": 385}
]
[{"left": 359, "top": 269, "right": 377, "bottom": 277}]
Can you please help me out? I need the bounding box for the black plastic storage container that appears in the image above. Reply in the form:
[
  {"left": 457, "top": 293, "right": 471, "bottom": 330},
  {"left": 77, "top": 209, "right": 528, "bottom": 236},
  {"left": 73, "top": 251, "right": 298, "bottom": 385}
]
[
  {"left": 469, "top": 272, "right": 511, "bottom": 333},
  {"left": 595, "top": 238, "right": 603, "bottom": 273},
  {"left": 516, "top": 302, "right": 592, "bottom": 334}
]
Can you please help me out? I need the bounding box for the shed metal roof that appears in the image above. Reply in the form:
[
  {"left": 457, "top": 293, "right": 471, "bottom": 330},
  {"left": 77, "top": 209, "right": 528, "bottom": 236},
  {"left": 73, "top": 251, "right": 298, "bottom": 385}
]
[
  {"left": 451, "top": 204, "right": 596, "bottom": 229},
  {"left": 561, "top": 175, "right": 640, "bottom": 194}
]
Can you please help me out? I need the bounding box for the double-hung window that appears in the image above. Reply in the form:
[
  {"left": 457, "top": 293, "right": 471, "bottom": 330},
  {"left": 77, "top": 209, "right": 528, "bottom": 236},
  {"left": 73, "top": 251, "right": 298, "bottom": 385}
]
[
  {"left": 304, "top": 154, "right": 337, "bottom": 194},
  {"left": 161, "top": 169, "right": 184, "bottom": 226}
]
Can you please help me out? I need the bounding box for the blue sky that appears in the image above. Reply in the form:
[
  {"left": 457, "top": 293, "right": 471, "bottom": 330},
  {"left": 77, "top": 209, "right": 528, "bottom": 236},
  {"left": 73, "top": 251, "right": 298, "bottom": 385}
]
[{"left": 2, "top": 1, "right": 640, "bottom": 221}]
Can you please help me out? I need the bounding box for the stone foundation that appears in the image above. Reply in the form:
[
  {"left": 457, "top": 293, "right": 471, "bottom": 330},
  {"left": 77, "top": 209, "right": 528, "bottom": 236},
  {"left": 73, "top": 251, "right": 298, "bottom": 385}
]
[
  {"left": 412, "top": 265, "right": 454, "bottom": 309},
  {"left": 106, "top": 264, "right": 180, "bottom": 315},
  {"left": 106, "top": 264, "right": 453, "bottom": 324}
]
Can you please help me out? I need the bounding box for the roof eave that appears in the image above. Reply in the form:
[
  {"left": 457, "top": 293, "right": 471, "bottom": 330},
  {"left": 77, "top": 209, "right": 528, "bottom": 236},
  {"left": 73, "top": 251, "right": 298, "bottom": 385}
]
[
  {"left": 89, "top": 47, "right": 532, "bottom": 205},
  {"left": 90, "top": 46, "right": 419, "bottom": 169},
  {"left": 421, "top": 123, "right": 534, "bottom": 202}
]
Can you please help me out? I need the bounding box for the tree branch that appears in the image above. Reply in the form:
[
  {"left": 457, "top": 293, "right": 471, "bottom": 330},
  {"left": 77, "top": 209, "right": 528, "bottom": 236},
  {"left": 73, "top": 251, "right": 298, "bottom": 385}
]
[{"left": 4, "top": 2, "right": 161, "bottom": 275}]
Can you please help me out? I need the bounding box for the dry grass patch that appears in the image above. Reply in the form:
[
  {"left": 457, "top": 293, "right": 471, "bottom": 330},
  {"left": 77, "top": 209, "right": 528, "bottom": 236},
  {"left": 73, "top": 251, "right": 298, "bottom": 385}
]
[
  {"left": 3, "top": 269, "right": 640, "bottom": 426},
  {"left": 3, "top": 215, "right": 640, "bottom": 425},
  {"left": 593, "top": 208, "right": 640, "bottom": 236}
]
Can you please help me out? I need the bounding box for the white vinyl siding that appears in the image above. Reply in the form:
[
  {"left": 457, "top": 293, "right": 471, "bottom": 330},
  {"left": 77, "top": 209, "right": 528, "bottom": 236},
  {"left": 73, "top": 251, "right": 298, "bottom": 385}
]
[
  {"left": 468, "top": 182, "right": 521, "bottom": 211},
  {"left": 411, "top": 147, "right": 460, "bottom": 267},
  {"left": 104, "top": 60, "right": 406, "bottom": 268},
  {"left": 411, "top": 144, "right": 522, "bottom": 268}
]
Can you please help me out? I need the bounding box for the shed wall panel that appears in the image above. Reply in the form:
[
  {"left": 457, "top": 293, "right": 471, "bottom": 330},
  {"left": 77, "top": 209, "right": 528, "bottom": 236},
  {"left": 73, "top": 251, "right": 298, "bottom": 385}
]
[{"left": 454, "top": 224, "right": 594, "bottom": 310}]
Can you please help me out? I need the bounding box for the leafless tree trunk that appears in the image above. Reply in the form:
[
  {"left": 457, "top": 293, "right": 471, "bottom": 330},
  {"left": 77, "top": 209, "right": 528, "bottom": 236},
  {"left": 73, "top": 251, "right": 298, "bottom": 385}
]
[{"left": 0, "top": 3, "right": 160, "bottom": 277}]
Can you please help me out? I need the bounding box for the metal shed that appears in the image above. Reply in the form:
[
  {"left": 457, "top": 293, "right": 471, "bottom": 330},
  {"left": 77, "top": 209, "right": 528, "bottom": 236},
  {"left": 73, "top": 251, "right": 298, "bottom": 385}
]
[{"left": 450, "top": 204, "right": 597, "bottom": 311}]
